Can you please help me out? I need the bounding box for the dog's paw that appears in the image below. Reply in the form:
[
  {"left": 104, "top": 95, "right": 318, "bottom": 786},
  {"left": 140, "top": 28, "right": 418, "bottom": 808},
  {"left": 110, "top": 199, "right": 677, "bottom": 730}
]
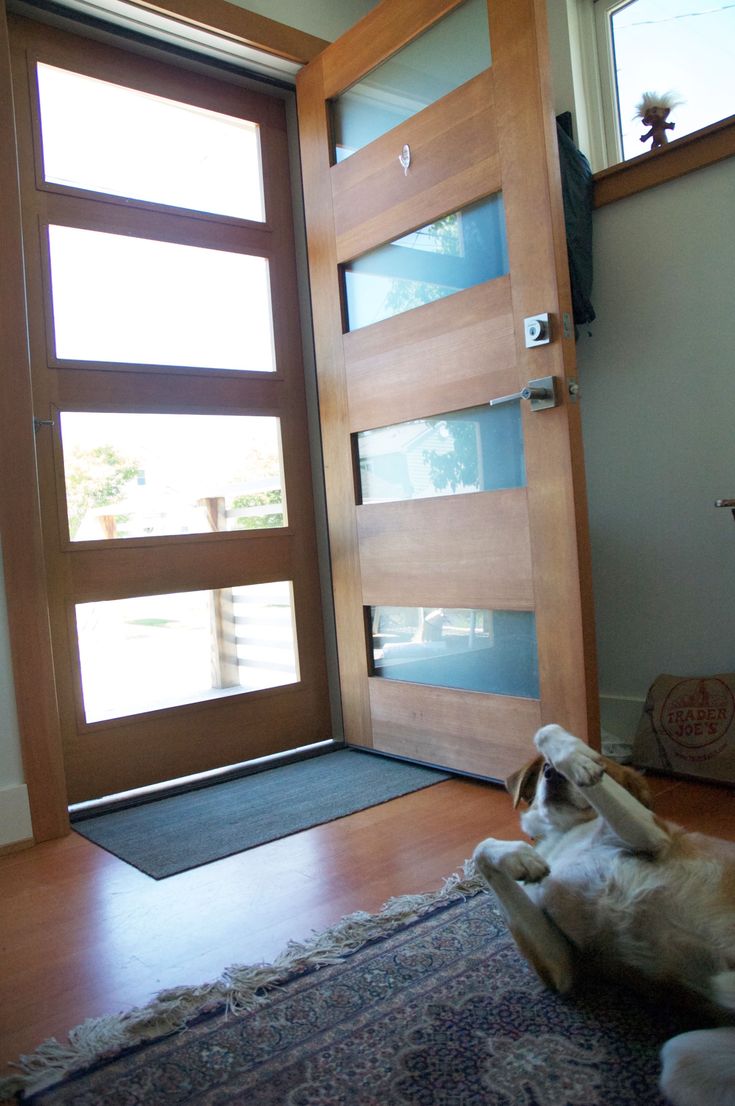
[
  {"left": 473, "top": 839, "right": 550, "bottom": 884},
  {"left": 535, "top": 724, "right": 604, "bottom": 787}
]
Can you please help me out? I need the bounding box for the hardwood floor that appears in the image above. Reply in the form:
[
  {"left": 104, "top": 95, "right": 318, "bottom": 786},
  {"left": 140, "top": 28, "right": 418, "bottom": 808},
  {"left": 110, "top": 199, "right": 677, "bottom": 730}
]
[{"left": 0, "top": 769, "right": 733, "bottom": 1077}]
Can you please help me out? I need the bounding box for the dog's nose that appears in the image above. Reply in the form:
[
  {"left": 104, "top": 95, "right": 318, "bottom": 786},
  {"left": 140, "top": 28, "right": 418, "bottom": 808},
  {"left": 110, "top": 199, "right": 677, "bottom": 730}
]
[{"left": 543, "top": 763, "right": 559, "bottom": 780}]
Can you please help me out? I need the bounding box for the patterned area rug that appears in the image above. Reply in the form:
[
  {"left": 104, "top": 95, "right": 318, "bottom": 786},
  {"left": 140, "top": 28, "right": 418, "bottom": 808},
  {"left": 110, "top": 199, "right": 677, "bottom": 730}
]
[{"left": 1, "top": 871, "right": 696, "bottom": 1105}]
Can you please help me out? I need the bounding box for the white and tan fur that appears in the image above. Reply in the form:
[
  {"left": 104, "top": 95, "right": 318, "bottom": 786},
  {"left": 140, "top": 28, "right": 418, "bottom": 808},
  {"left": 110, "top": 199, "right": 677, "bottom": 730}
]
[{"left": 473, "top": 724, "right": 735, "bottom": 1106}]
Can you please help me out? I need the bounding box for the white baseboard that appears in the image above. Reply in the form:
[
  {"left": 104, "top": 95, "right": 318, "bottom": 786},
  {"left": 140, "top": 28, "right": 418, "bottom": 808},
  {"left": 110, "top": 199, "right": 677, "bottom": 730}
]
[{"left": 0, "top": 783, "right": 33, "bottom": 849}]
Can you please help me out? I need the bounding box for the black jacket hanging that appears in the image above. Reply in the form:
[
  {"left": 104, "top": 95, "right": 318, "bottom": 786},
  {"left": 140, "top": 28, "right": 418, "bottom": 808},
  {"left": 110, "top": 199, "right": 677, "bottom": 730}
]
[{"left": 556, "top": 117, "right": 596, "bottom": 330}]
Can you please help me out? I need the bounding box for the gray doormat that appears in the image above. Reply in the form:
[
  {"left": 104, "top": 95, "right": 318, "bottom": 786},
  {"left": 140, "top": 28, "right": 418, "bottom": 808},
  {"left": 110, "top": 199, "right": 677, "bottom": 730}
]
[{"left": 73, "top": 750, "right": 451, "bottom": 879}]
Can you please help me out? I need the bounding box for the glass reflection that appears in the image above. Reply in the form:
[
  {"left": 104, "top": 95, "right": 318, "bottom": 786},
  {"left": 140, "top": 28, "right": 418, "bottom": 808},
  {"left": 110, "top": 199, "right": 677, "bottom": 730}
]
[
  {"left": 332, "top": 0, "right": 491, "bottom": 162},
  {"left": 370, "top": 606, "right": 539, "bottom": 699},
  {"left": 343, "top": 193, "right": 507, "bottom": 330},
  {"left": 358, "top": 403, "right": 524, "bottom": 504}
]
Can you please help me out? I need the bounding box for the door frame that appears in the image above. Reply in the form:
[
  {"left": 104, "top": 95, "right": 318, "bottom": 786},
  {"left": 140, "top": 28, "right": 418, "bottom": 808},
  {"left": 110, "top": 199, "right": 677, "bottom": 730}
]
[{"left": 0, "top": 0, "right": 328, "bottom": 841}]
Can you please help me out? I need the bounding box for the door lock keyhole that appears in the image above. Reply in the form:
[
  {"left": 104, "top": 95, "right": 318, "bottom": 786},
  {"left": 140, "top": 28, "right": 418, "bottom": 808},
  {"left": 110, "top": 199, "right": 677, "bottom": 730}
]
[{"left": 524, "top": 313, "right": 551, "bottom": 347}]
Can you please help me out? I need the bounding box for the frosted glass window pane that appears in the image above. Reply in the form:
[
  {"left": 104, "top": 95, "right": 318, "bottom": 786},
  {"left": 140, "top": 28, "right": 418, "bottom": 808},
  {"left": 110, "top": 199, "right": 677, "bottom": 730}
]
[
  {"left": 48, "top": 226, "right": 275, "bottom": 371},
  {"left": 343, "top": 194, "right": 507, "bottom": 330},
  {"left": 76, "top": 582, "right": 298, "bottom": 723},
  {"left": 370, "top": 607, "right": 538, "bottom": 698},
  {"left": 332, "top": 0, "right": 491, "bottom": 161},
  {"left": 60, "top": 412, "right": 286, "bottom": 540},
  {"left": 358, "top": 403, "right": 524, "bottom": 504},
  {"left": 37, "top": 63, "right": 264, "bottom": 220}
]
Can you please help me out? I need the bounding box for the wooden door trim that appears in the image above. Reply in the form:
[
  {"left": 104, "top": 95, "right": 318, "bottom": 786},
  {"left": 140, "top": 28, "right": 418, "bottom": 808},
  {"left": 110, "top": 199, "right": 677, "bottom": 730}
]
[
  {"left": 297, "top": 55, "right": 373, "bottom": 747},
  {"left": 123, "top": 0, "right": 328, "bottom": 65},
  {"left": 489, "top": 0, "right": 599, "bottom": 741},
  {"left": 0, "top": 3, "right": 68, "bottom": 841}
]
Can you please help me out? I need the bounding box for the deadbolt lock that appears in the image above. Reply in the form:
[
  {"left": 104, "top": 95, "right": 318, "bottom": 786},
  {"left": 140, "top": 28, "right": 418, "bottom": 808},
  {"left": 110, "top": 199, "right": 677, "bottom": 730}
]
[{"left": 524, "top": 313, "right": 551, "bottom": 347}]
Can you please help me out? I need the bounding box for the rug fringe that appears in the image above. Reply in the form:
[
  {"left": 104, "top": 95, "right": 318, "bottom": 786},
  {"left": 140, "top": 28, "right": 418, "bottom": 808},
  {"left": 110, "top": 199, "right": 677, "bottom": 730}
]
[{"left": 0, "top": 863, "right": 487, "bottom": 1101}]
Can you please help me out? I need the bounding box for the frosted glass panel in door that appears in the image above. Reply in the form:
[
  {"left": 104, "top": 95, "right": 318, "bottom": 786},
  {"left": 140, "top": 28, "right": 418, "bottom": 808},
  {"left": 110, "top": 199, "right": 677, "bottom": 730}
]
[
  {"left": 48, "top": 225, "right": 275, "bottom": 371},
  {"left": 332, "top": 0, "right": 491, "bottom": 162},
  {"left": 343, "top": 193, "right": 507, "bottom": 330},
  {"left": 370, "top": 607, "right": 539, "bottom": 698},
  {"left": 358, "top": 402, "right": 525, "bottom": 504}
]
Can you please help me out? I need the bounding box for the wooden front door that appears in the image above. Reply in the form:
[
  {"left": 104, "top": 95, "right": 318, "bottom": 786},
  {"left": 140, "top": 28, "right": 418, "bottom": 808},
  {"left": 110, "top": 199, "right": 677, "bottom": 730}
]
[
  {"left": 297, "top": 0, "right": 599, "bottom": 779},
  {"left": 10, "top": 16, "right": 331, "bottom": 803}
]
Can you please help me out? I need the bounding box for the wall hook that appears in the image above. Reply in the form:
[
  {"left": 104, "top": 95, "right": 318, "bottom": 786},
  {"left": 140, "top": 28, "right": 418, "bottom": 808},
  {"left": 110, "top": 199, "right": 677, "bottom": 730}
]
[{"left": 399, "top": 144, "right": 411, "bottom": 175}]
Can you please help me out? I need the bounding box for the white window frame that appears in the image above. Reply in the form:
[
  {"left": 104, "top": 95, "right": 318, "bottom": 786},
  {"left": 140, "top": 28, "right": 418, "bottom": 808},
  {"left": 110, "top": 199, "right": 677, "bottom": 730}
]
[
  {"left": 592, "top": 0, "right": 630, "bottom": 167},
  {"left": 564, "top": 0, "right": 735, "bottom": 179},
  {"left": 552, "top": 0, "right": 618, "bottom": 173}
]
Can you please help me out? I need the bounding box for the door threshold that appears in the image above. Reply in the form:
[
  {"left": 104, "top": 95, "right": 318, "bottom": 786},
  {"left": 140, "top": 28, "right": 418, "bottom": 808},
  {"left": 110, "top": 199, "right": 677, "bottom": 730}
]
[{"left": 69, "top": 739, "right": 342, "bottom": 821}]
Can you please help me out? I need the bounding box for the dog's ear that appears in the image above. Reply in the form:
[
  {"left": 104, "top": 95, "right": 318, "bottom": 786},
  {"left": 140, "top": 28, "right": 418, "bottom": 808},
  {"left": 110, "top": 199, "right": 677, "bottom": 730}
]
[
  {"left": 601, "top": 758, "right": 653, "bottom": 809},
  {"left": 505, "top": 756, "right": 544, "bottom": 808}
]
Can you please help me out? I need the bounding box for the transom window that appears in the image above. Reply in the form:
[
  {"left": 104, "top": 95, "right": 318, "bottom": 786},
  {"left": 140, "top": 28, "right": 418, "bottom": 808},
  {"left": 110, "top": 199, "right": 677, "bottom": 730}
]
[{"left": 594, "top": 0, "right": 735, "bottom": 163}]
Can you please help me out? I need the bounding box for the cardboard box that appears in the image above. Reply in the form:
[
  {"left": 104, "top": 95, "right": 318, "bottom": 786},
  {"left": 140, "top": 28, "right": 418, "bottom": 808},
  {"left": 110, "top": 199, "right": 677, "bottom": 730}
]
[{"left": 632, "top": 673, "right": 735, "bottom": 784}]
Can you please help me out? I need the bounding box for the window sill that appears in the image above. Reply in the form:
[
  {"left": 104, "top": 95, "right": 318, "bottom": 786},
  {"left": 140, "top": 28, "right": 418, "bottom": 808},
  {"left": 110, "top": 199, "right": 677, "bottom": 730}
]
[{"left": 593, "top": 114, "right": 735, "bottom": 208}]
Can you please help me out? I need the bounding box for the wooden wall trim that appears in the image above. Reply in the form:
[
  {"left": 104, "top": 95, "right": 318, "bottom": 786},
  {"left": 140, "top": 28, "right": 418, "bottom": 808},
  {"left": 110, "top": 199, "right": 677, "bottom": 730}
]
[
  {"left": 95, "top": 0, "right": 327, "bottom": 64},
  {"left": 594, "top": 114, "right": 735, "bottom": 208},
  {"left": 0, "top": 1, "right": 69, "bottom": 841}
]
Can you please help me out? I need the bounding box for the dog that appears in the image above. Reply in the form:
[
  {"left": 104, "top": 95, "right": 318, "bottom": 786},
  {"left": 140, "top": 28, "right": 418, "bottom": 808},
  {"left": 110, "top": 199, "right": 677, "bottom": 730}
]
[{"left": 472, "top": 723, "right": 735, "bottom": 1106}]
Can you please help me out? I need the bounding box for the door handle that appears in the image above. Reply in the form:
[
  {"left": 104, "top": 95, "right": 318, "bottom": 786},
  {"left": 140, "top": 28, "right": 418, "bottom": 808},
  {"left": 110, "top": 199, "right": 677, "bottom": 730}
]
[{"left": 489, "top": 376, "right": 558, "bottom": 412}]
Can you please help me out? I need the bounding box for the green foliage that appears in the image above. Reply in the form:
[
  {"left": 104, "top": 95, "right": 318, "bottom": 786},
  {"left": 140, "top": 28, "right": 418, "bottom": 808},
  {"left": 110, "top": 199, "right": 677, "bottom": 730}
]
[
  {"left": 66, "top": 445, "right": 139, "bottom": 538},
  {"left": 231, "top": 488, "right": 283, "bottom": 530}
]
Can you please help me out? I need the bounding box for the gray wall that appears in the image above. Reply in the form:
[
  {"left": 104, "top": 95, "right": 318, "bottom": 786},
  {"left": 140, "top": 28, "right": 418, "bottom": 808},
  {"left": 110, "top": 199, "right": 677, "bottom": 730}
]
[{"left": 577, "top": 156, "right": 735, "bottom": 740}]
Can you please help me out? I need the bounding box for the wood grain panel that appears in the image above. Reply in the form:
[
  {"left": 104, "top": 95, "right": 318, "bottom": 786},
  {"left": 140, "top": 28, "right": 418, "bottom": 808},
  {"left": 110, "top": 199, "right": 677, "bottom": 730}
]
[
  {"left": 69, "top": 533, "right": 296, "bottom": 602},
  {"left": 357, "top": 490, "right": 533, "bottom": 610},
  {"left": 343, "top": 277, "right": 515, "bottom": 432},
  {"left": 488, "top": 0, "right": 599, "bottom": 744},
  {"left": 55, "top": 366, "right": 288, "bottom": 408},
  {"left": 332, "top": 70, "right": 499, "bottom": 263},
  {"left": 369, "top": 678, "right": 540, "bottom": 780},
  {"left": 64, "top": 681, "right": 331, "bottom": 803},
  {"left": 42, "top": 191, "right": 275, "bottom": 254},
  {"left": 0, "top": 8, "right": 68, "bottom": 841}
]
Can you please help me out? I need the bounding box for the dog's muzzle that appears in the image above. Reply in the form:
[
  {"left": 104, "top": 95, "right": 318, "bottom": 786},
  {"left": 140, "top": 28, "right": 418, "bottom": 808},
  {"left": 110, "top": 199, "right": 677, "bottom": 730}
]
[{"left": 542, "top": 762, "right": 567, "bottom": 797}]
